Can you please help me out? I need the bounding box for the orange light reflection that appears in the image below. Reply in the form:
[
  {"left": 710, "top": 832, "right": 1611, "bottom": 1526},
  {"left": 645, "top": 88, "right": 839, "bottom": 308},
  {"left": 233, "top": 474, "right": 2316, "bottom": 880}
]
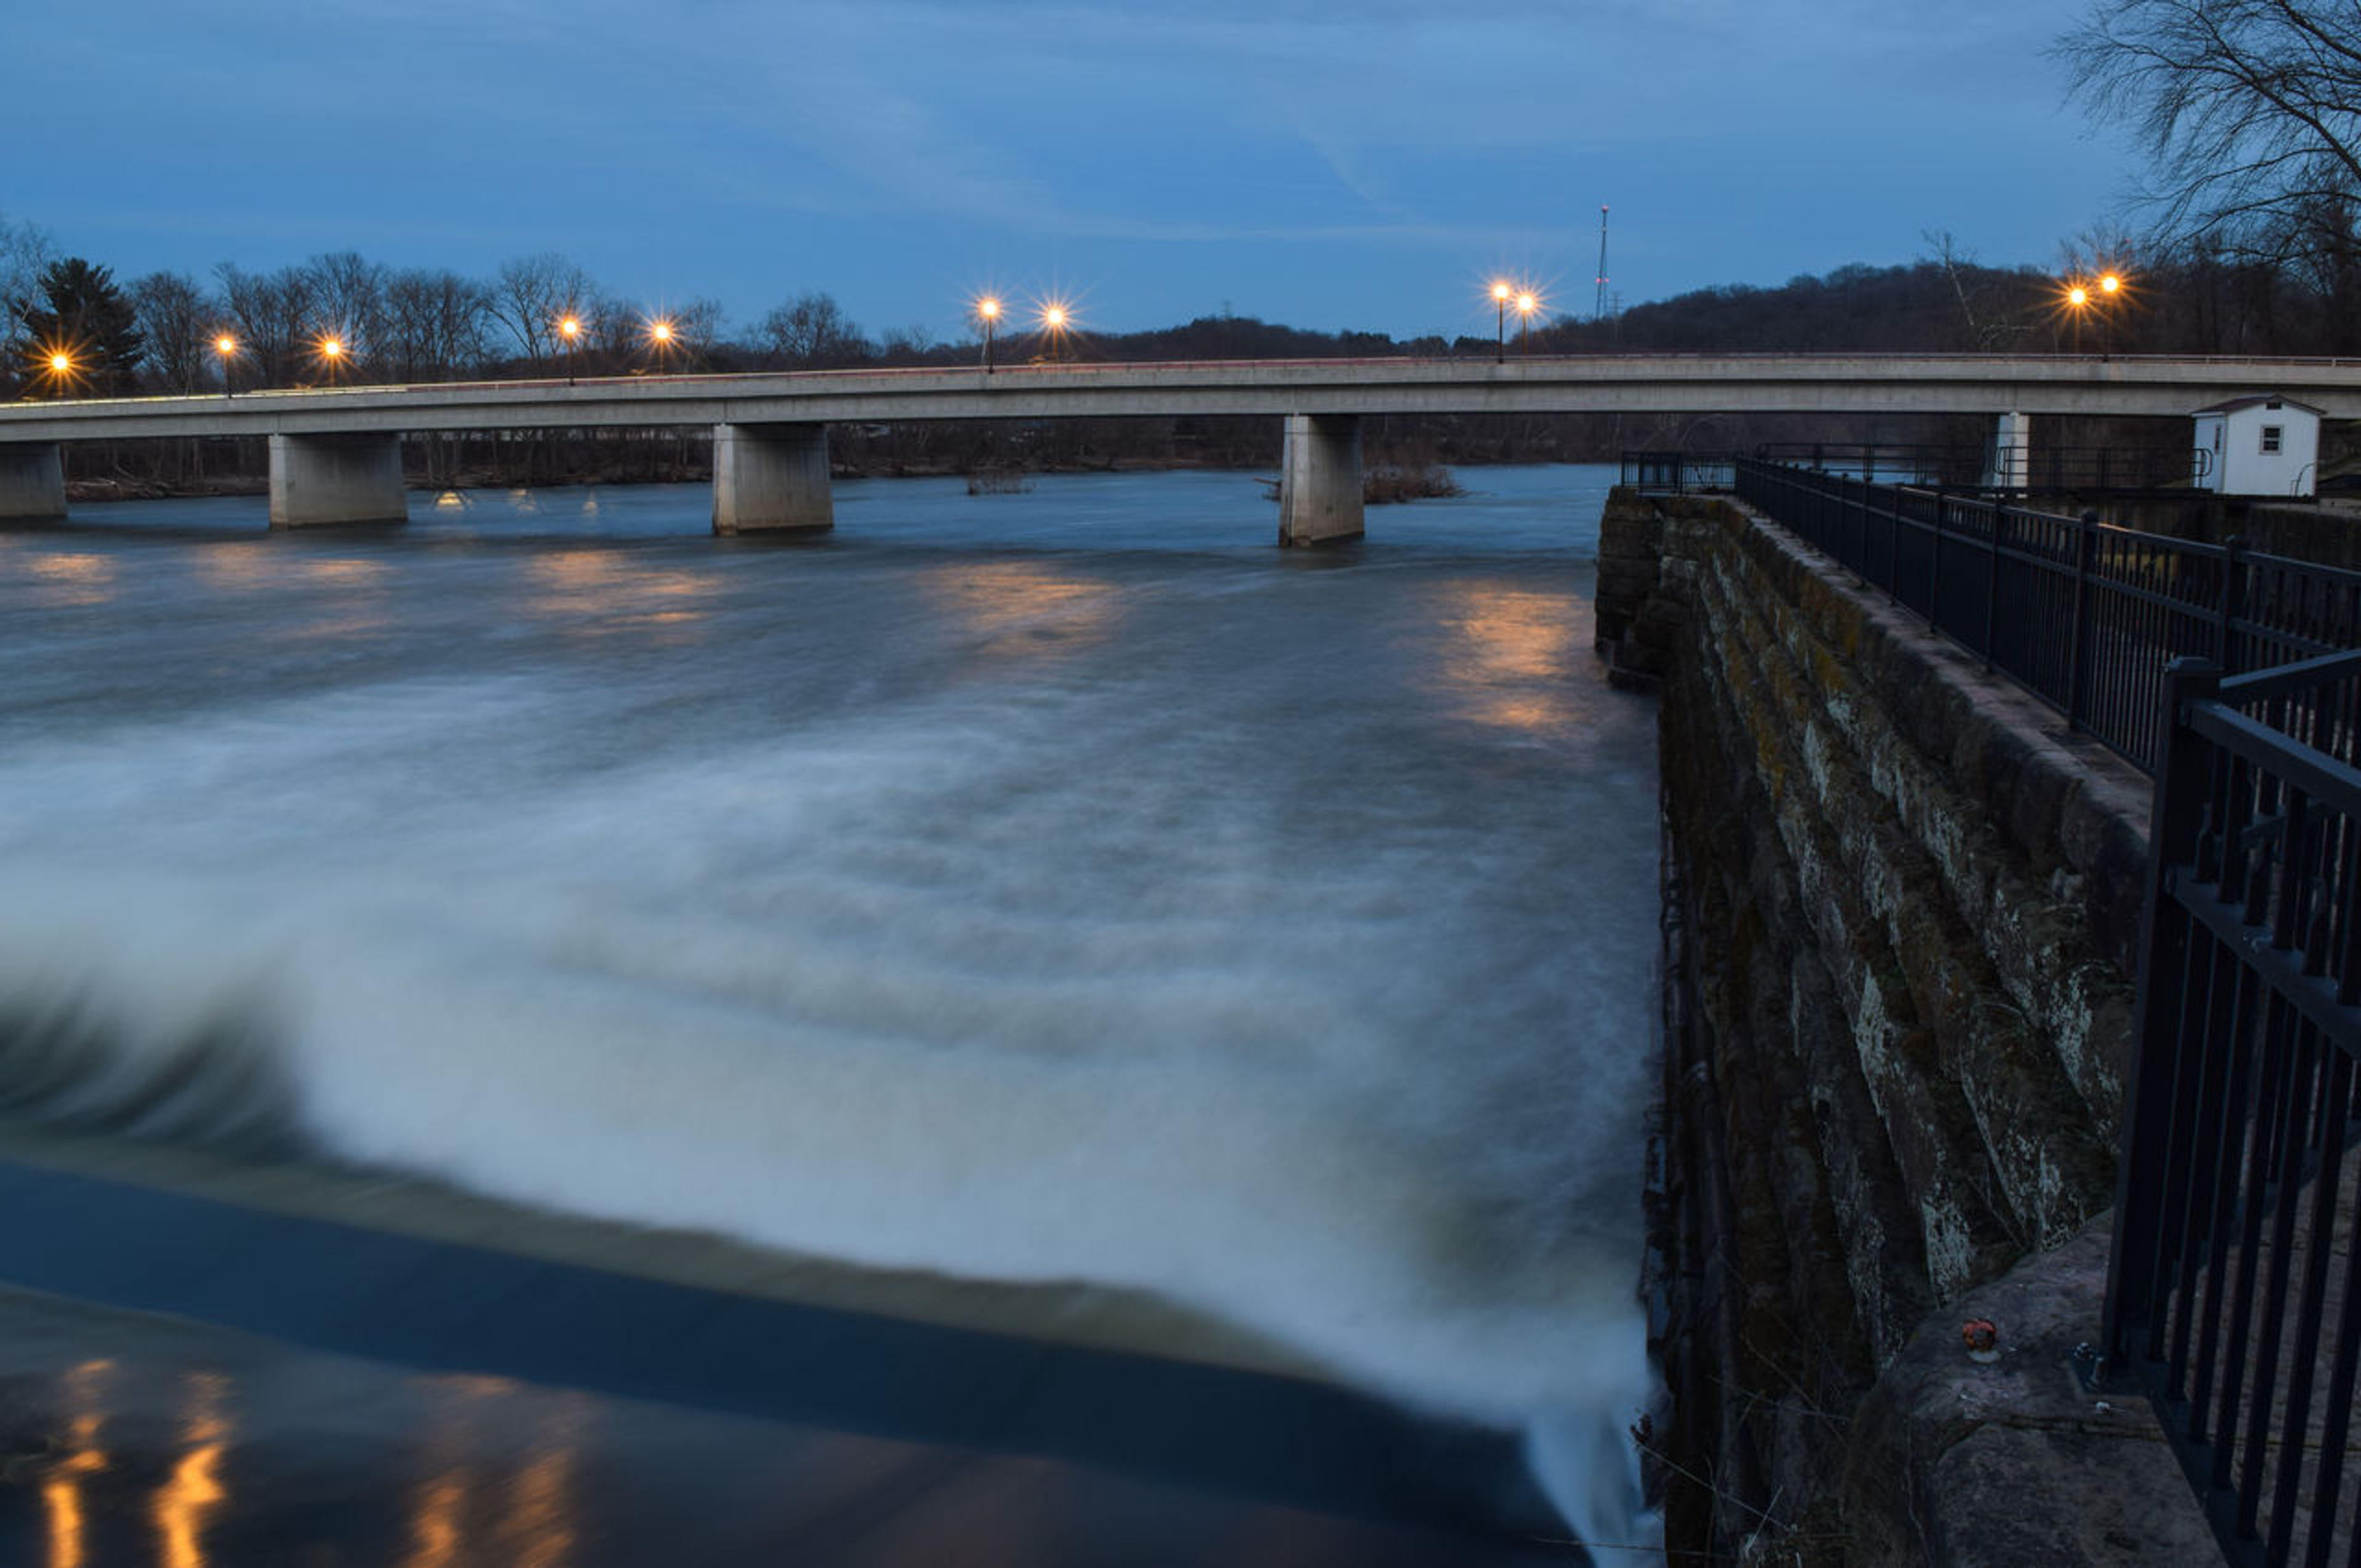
[
  {"left": 43, "top": 1360, "right": 113, "bottom": 1568},
  {"left": 922, "top": 561, "right": 1118, "bottom": 662},
  {"left": 524, "top": 550, "right": 714, "bottom": 636},
  {"left": 154, "top": 1371, "right": 229, "bottom": 1568},
  {"left": 1430, "top": 582, "right": 1580, "bottom": 733},
  {"left": 30, "top": 553, "right": 117, "bottom": 608}
]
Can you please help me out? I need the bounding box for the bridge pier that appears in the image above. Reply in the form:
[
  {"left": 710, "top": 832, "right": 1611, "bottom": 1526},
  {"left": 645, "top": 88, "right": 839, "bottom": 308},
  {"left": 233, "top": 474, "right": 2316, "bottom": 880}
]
[
  {"left": 1277, "top": 414, "right": 1362, "bottom": 547},
  {"left": 712, "top": 422, "right": 833, "bottom": 536},
  {"left": 1984, "top": 411, "right": 2031, "bottom": 490},
  {"left": 0, "top": 442, "right": 66, "bottom": 521},
  {"left": 269, "top": 434, "right": 408, "bottom": 528}
]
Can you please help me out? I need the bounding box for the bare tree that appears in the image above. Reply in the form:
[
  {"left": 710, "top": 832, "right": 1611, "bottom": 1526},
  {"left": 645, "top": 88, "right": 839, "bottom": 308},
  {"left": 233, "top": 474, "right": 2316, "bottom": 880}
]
[
  {"left": 2057, "top": 1, "right": 2361, "bottom": 258},
  {"left": 760, "top": 291, "right": 869, "bottom": 368},
  {"left": 488, "top": 252, "right": 596, "bottom": 368},
  {"left": 303, "top": 251, "right": 388, "bottom": 370},
  {"left": 215, "top": 262, "right": 317, "bottom": 388},
  {"left": 131, "top": 271, "right": 214, "bottom": 392},
  {"left": 879, "top": 322, "right": 937, "bottom": 364},
  {"left": 382, "top": 268, "right": 490, "bottom": 382},
  {"left": 0, "top": 213, "right": 55, "bottom": 387}
]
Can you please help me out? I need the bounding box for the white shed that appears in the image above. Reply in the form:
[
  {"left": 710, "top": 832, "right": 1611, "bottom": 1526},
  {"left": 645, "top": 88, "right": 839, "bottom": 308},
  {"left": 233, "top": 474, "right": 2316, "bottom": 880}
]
[{"left": 2192, "top": 395, "right": 2322, "bottom": 497}]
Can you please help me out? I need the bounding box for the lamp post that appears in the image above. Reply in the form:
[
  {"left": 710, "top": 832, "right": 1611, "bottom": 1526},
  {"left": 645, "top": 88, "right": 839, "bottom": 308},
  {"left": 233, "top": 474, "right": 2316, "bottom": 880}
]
[
  {"left": 1036, "top": 301, "right": 1070, "bottom": 364},
  {"left": 1491, "top": 280, "right": 1511, "bottom": 363},
  {"left": 318, "top": 336, "right": 344, "bottom": 386},
  {"left": 2063, "top": 283, "right": 2089, "bottom": 354},
  {"left": 2098, "top": 272, "right": 2122, "bottom": 357},
  {"left": 215, "top": 334, "right": 237, "bottom": 397},
  {"left": 976, "top": 295, "right": 1001, "bottom": 374},
  {"left": 1515, "top": 291, "right": 1540, "bottom": 357},
  {"left": 644, "top": 317, "right": 677, "bottom": 372},
  {"left": 45, "top": 349, "right": 73, "bottom": 399},
  {"left": 559, "top": 314, "right": 582, "bottom": 386}
]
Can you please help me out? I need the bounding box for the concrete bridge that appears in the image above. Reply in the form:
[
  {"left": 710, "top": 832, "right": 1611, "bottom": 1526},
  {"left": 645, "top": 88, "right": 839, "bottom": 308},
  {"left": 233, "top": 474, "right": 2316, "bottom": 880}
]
[{"left": 5, "top": 352, "right": 2358, "bottom": 545}]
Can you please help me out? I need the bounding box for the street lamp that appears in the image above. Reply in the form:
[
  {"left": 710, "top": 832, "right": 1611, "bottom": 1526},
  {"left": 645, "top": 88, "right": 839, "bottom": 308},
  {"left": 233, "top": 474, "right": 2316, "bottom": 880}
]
[
  {"left": 2062, "top": 282, "right": 2091, "bottom": 354},
  {"left": 2097, "top": 272, "right": 2123, "bottom": 357},
  {"left": 1491, "top": 280, "right": 1512, "bottom": 363},
  {"left": 1515, "top": 290, "right": 1540, "bottom": 356},
  {"left": 215, "top": 334, "right": 238, "bottom": 397},
  {"left": 318, "top": 336, "right": 344, "bottom": 385},
  {"left": 643, "top": 315, "right": 678, "bottom": 371},
  {"left": 1035, "top": 299, "right": 1073, "bottom": 363},
  {"left": 976, "top": 295, "right": 1002, "bottom": 374},
  {"left": 44, "top": 348, "right": 73, "bottom": 398},
  {"left": 559, "top": 314, "right": 582, "bottom": 386}
]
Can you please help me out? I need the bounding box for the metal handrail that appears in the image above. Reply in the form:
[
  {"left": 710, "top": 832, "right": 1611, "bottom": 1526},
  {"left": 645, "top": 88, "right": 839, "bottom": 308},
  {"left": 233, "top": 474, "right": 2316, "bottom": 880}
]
[
  {"left": 1733, "top": 458, "right": 2361, "bottom": 774},
  {"left": 2106, "top": 652, "right": 2361, "bottom": 1568}
]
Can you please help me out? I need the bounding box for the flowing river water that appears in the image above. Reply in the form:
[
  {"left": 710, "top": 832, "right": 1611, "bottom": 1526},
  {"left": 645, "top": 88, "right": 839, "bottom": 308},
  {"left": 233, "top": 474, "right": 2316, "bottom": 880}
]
[{"left": 0, "top": 464, "right": 1661, "bottom": 1560}]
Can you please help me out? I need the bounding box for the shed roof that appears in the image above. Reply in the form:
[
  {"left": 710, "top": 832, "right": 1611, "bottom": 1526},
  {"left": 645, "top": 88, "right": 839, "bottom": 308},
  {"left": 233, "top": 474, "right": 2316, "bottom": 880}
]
[{"left": 2191, "top": 394, "right": 2325, "bottom": 416}]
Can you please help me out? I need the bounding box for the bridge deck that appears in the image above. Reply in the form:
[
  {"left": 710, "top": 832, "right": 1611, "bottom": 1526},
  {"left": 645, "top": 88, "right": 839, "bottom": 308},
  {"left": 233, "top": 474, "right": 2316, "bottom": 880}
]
[{"left": 4, "top": 354, "right": 2360, "bottom": 442}]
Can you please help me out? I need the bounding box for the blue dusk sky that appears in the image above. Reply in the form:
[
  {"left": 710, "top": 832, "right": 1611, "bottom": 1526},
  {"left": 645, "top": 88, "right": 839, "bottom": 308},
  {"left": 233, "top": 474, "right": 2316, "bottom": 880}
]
[{"left": 7, "top": 0, "right": 2142, "bottom": 343}]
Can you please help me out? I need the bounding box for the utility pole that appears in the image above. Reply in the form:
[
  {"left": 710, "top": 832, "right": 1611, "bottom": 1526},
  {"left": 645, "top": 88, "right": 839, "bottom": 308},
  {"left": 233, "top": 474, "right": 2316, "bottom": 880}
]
[{"left": 1594, "top": 205, "right": 1611, "bottom": 323}]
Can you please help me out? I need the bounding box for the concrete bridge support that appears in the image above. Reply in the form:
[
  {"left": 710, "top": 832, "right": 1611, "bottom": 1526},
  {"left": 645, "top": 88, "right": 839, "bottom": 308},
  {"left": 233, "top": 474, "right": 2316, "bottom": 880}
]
[
  {"left": 269, "top": 434, "right": 408, "bottom": 528},
  {"left": 1985, "top": 410, "right": 2031, "bottom": 490},
  {"left": 0, "top": 442, "right": 66, "bottom": 521},
  {"left": 1277, "top": 414, "right": 1363, "bottom": 547},
  {"left": 712, "top": 422, "right": 833, "bottom": 536}
]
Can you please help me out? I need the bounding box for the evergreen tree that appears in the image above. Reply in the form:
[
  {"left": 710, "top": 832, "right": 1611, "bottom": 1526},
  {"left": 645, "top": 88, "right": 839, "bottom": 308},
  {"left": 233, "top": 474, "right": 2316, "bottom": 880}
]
[{"left": 18, "top": 258, "right": 144, "bottom": 396}]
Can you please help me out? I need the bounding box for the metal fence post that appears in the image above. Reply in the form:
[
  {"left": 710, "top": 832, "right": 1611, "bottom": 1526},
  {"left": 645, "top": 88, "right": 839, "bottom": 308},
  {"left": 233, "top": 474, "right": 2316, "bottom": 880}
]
[
  {"left": 1982, "top": 500, "right": 2002, "bottom": 671},
  {"left": 2101, "top": 655, "right": 2224, "bottom": 1379},
  {"left": 1927, "top": 490, "right": 1944, "bottom": 625},
  {"left": 1911, "top": 488, "right": 1936, "bottom": 605},
  {"left": 2065, "top": 509, "right": 2096, "bottom": 734},
  {"left": 2217, "top": 534, "right": 2246, "bottom": 672}
]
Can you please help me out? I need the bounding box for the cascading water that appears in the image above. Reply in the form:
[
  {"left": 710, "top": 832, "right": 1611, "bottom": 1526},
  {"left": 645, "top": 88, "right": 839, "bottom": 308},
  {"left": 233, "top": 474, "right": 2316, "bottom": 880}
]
[{"left": 0, "top": 466, "right": 1661, "bottom": 1554}]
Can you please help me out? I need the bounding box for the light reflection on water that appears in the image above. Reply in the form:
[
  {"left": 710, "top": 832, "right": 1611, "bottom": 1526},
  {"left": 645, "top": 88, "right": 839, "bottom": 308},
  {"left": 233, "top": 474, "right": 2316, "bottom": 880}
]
[
  {"left": 154, "top": 1372, "right": 228, "bottom": 1568},
  {"left": 920, "top": 559, "right": 1121, "bottom": 663},
  {"left": 42, "top": 1361, "right": 111, "bottom": 1568},
  {"left": 1426, "top": 581, "right": 1583, "bottom": 734},
  {"left": 28, "top": 554, "right": 116, "bottom": 608}
]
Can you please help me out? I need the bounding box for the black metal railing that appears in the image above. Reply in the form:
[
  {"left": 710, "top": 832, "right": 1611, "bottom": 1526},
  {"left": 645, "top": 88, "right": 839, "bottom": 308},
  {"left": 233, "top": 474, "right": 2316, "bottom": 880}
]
[
  {"left": 1619, "top": 451, "right": 1735, "bottom": 493},
  {"left": 1749, "top": 441, "right": 2204, "bottom": 492},
  {"left": 1734, "top": 457, "right": 2361, "bottom": 773},
  {"left": 2105, "top": 652, "right": 2361, "bottom": 1568},
  {"left": 1729, "top": 454, "right": 2361, "bottom": 1566}
]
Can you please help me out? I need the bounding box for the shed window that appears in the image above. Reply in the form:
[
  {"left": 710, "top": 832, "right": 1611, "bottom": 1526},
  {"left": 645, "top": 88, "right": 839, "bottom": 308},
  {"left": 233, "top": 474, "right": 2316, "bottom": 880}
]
[{"left": 2261, "top": 425, "right": 2284, "bottom": 455}]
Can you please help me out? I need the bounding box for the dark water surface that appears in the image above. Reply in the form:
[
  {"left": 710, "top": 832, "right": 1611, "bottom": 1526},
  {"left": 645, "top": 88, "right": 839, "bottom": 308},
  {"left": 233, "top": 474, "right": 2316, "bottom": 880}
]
[{"left": 0, "top": 467, "right": 1662, "bottom": 1562}]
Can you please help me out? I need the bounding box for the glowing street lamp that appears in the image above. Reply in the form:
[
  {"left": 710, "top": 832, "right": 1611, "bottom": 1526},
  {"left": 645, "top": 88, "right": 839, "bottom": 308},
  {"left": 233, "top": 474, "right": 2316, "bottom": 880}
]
[
  {"left": 1491, "top": 280, "right": 1512, "bottom": 363},
  {"left": 317, "top": 335, "right": 346, "bottom": 386},
  {"left": 2060, "top": 280, "right": 2092, "bottom": 354},
  {"left": 558, "top": 314, "right": 582, "bottom": 386},
  {"left": 976, "top": 295, "right": 1002, "bottom": 374},
  {"left": 215, "top": 333, "right": 239, "bottom": 397},
  {"left": 642, "top": 315, "right": 679, "bottom": 371},
  {"left": 1034, "top": 299, "right": 1075, "bottom": 363},
  {"left": 1515, "top": 290, "right": 1541, "bottom": 356},
  {"left": 44, "top": 348, "right": 74, "bottom": 398}
]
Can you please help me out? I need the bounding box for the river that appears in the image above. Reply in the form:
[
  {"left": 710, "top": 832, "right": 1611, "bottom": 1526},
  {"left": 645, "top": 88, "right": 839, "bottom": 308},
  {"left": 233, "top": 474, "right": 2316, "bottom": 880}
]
[{"left": 0, "top": 464, "right": 1661, "bottom": 1560}]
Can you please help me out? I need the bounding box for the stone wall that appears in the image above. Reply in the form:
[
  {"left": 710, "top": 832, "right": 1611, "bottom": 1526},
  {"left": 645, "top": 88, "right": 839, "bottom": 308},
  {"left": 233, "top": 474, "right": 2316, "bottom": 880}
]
[{"left": 1597, "top": 488, "right": 2159, "bottom": 1564}]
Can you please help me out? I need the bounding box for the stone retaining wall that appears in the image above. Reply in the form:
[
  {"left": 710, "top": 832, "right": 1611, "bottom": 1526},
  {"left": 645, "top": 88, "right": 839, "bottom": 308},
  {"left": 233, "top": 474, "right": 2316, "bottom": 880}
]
[{"left": 1597, "top": 488, "right": 2167, "bottom": 1563}]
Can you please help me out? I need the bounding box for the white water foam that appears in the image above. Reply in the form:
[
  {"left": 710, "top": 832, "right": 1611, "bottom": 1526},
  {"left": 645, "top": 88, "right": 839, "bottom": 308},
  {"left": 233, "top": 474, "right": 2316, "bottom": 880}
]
[{"left": 1, "top": 533, "right": 1663, "bottom": 1545}]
